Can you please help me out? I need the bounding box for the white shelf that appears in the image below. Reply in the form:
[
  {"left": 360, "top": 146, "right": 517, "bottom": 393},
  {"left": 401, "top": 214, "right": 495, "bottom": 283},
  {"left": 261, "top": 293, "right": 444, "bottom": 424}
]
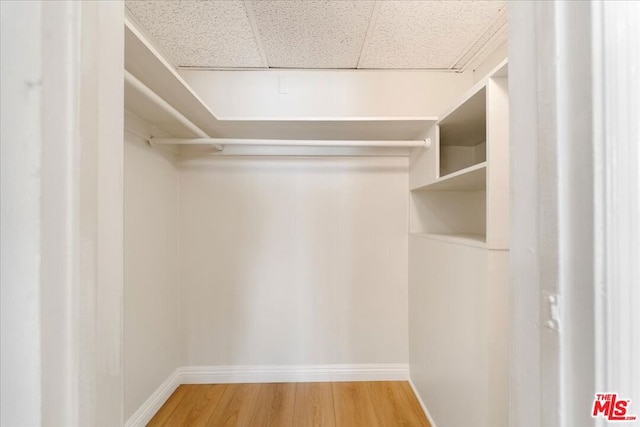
[
  {"left": 414, "top": 162, "right": 486, "bottom": 191},
  {"left": 491, "top": 59, "right": 508, "bottom": 78},
  {"left": 124, "top": 19, "right": 435, "bottom": 142},
  {"left": 124, "top": 18, "right": 219, "bottom": 139},
  {"left": 211, "top": 118, "right": 437, "bottom": 141},
  {"left": 410, "top": 233, "right": 486, "bottom": 248},
  {"left": 409, "top": 60, "right": 509, "bottom": 243}
]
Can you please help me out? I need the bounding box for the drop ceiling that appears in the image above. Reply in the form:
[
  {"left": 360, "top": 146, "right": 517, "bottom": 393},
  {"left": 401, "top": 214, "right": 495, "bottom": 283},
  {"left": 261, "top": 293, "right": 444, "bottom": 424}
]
[{"left": 125, "top": 0, "right": 507, "bottom": 70}]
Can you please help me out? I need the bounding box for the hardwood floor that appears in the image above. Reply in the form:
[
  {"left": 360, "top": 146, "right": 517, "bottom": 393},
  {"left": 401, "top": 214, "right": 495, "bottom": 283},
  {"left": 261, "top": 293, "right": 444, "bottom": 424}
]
[{"left": 147, "top": 381, "right": 430, "bottom": 427}]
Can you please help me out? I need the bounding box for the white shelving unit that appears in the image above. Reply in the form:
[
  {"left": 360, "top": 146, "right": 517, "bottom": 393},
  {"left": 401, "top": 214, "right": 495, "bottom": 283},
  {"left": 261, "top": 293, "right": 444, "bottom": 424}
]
[
  {"left": 124, "top": 19, "right": 436, "bottom": 153},
  {"left": 409, "top": 59, "right": 509, "bottom": 249},
  {"left": 438, "top": 86, "right": 487, "bottom": 177},
  {"left": 408, "top": 60, "right": 510, "bottom": 427},
  {"left": 417, "top": 162, "right": 486, "bottom": 191}
]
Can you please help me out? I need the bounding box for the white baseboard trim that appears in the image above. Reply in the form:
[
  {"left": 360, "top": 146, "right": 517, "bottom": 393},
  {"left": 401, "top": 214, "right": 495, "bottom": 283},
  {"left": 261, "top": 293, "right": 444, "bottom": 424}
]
[
  {"left": 408, "top": 379, "right": 437, "bottom": 427},
  {"left": 179, "top": 363, "right": 409, "bottom": 384},
  {"left": 124, "top": 368, "right": 180, "bottom": 427},
  {"left": 125, "top": 364, "right": 409, "bottom": 426}
]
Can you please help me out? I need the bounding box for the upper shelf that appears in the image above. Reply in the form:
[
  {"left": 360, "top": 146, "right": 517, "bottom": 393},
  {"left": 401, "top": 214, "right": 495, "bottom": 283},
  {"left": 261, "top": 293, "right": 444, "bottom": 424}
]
[
  {"left": 208, "top": 118, "right": 437, "bottom": 141},
  {"left": 124, "top": 19, "right": 218, "bottom": 139},
  {"left": 124, "top": 19, "right": 436, "bottom": 142}
]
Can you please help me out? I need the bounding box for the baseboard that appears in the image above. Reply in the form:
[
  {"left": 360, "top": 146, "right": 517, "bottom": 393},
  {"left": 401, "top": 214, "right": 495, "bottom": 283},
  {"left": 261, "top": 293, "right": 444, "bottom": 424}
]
[
  {"left": 124, "top": 368, "right": 180, "bottom": 427},
  {"left": 126, "top": 363, "right": 409, "bottom": 426},
  {"left": 408, "top": 378, "right": 438, "bottom": 427},
  {"left": 179, "top": 363, "right": 409, "bottom": 384}
]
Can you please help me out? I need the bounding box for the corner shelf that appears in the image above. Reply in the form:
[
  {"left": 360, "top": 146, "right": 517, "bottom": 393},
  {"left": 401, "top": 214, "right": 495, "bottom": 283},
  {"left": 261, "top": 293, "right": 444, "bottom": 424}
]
[
  {"left": 409, "top": 58, "right": 508, "bottom": 248},
  {"left": 413, "top": 162, "right": 486, "bottom": 191}
]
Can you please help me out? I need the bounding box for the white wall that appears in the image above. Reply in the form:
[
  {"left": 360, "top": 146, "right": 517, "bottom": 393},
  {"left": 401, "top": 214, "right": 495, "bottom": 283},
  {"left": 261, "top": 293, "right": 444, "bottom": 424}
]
[
  {"left": 0, "top": 2, "right": 43, "bottom": 424},
  {"left": 409, "top": 236, "right": 488, "bottom": 427},
  {"left": 180, "top": 69, "right": 472, "bottom": 118},
  {"left": 77, "top": 3, "right": 125, "bottom": 423},
  {"left": 177, "top": 156, "right": 409, "bottom": 366},
  {"left": 124, "top": 128, "right": 180, "bottom": 420},
  {"left": 486, "top": 250, "right": 510, "bottom": 426},
  {"left": 2, "top": 2, "right": 125, "bottom": 424}
]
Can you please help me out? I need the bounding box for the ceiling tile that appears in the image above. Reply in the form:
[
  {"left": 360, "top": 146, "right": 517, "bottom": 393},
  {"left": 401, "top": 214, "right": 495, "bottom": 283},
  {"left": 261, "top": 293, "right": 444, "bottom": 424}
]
[
  {"left": 248, "top": 0, "right": 376, "bottom": 69},
  {"left": 125, "top": 0, "right": 264, "bottom": 68},
  {"left": 360, "top": 0, "right": 506, "bottom": 69}
]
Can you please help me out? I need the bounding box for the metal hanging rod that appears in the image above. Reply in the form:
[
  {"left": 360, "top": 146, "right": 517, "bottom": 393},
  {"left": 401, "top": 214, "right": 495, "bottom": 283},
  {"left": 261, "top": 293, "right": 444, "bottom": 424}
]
[
  {"left": 126, "top": 69, "right": 431, "bottom": 151},
  {"left": 148, "top": 137, "right": 431, "bottom": 149},
  {"left": 124, "top": 70, "right": 223, "bottom": 151}
]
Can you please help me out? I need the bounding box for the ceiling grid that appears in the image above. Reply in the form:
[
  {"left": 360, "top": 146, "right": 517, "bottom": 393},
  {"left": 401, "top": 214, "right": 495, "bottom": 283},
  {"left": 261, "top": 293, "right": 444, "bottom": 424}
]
[
  {"left": 242, "top": 0, "right": 270, "bottom": 67},
  {"left": 464, "top": 23, "right": 508, "bottom": 72},
  {"left": 125, "top": 0, "right": 507, "bottom": 71},
  {"left": 449, "top": 5, "right": 508, "bottom": 70},
  {"left": 248, "top": 0, "right": 375, "bottom": 69},
  {"left": 356, "top": 1, "right": 384, "bottom": 69}
]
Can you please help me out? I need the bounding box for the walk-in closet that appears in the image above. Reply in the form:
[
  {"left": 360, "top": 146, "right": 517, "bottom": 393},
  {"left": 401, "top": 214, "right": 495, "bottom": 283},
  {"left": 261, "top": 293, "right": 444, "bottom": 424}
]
[
  {"left": 121, "top": 2, "right": 510, "bottom": 426},
  {"left": 4, "top": 1, "right": 638, "bottom": 426},
  {"left": 121, "top": 2, "right": 509, "bottom": 426}
]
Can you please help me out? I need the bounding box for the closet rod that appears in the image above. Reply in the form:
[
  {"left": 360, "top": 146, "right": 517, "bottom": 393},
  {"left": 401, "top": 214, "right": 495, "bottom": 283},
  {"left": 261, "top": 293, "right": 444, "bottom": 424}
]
[
  {"left": 124, "top": 71, "right": 223, "bottom": 151},
  {"left": 125, "top": 70, "right": 430, "bottom": 150},
  {"left": 148, "top": 137, "right": 431, "bottom": 149}
]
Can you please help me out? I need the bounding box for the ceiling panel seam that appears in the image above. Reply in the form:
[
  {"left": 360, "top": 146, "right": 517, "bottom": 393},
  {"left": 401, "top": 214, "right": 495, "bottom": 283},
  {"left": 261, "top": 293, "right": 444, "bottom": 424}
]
[
  {"left": 243, "top": 0, "right": 270, "bottom": 68},
  {"left": 125, "top": 0, "right": 508, "bottom": 71},
  {"left": 356, "top": 0, "right": 383, "bottom": 69},
  {"left": 457, "top": 13, "right": 508, "bottom": 72},
  {"left": 447, "top": 5, "right": 507, "bottom": 70},
  {"left": 461, "top": 22, "right": 507, "bottom": 73}
]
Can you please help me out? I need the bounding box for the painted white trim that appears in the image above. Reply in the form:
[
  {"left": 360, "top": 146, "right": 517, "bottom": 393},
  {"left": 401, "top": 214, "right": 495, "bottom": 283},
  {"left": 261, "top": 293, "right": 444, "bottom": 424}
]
[
  {"left": 124, "top": 369, "right": 180, "bottom": 427},
  {"left": 125, "top": 364, "right": 409, "bottom": 426},
  {"left": 511, "top": 2, "right": 640, "bottom": 425},
  {"left": 77, "top": 3, "right": 125, "bottom": 423},
  {"left": 40, "top": 1, "right": 81, "bottom": 423},
  {"left": 179, "top": 364, "right": 409, "bottom": 384},
  {"left": 591, "top": 0, "right": 640, "bottom": 423},
  {"left": 408, "top": 379, "right": 438, "bottom": 427}
]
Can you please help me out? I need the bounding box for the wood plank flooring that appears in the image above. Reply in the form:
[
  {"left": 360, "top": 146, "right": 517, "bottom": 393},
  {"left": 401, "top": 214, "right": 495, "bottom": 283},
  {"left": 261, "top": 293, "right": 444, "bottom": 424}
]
[{"left": 148, "top": 381, "right": 430, "bottom": 427}]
